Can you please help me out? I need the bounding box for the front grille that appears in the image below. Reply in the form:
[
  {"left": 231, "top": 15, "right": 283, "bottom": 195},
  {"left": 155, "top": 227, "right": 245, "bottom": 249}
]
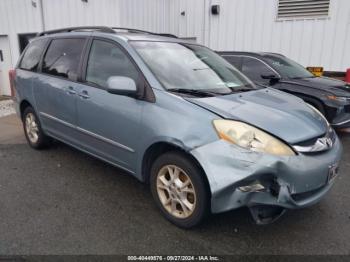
[
  {"left": 293, "top": 133, "right": 326, "bottom": 148},
  {"left": 292, "top": 127, "right": 335, "bottom": 153}
]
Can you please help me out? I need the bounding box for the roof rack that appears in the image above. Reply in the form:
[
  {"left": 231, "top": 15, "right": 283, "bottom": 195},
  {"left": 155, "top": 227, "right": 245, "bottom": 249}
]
[
  {"left": 37, "top": 26, "right": 178, "bottom": 38},
  {"left": 111, "top": 27, "right": 178, "bottom": 38},
  {"left": 36, "top": 26, "right": 116, "bottom": 37}
]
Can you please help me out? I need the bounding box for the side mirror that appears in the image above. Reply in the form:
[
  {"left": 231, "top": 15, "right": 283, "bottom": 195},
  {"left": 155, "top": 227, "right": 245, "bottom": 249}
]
[
  {"left": 261, "top": 74, "right": 280, "bottom": 81},
  {"left": 107, "top": 76, "right": 137, "bottom": 97},
  {"left": 261, "top": 74, "right": 280, "bottom": 85}
]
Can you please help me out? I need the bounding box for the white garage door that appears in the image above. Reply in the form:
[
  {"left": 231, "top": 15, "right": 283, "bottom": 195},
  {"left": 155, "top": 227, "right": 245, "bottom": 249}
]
[{"left": 0, "top": 36, "right": 13, "bottom": 96}]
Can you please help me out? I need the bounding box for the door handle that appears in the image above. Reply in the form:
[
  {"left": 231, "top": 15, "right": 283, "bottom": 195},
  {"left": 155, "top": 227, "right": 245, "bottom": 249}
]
[
  {"left": 66, "top": 86, "right": 76, "bottom": 95},
  {"left": 79, "top": 90, "right": 90, "bottom": 99}
]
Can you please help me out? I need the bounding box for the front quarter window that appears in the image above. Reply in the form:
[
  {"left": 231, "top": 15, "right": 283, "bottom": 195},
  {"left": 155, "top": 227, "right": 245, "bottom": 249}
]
[
  {"left": 86, "top": 40, "right": 140, "bottom": 88},
  {"left": 131, "top": 41, "right": 256, "bottom": 95}
]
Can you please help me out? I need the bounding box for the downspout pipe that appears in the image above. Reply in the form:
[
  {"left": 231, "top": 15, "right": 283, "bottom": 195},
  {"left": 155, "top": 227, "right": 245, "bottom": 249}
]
[{"left": 38, "top": 0, "right": 45, "bottom": 31}]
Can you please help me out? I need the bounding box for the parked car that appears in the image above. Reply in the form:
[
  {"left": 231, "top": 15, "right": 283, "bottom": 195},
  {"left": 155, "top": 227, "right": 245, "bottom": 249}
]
[
  {"left": 14, "top": 27, "right": 342, "bottom": 228},
  {"left": 219, "top": 51, "right": 350, "bottom": 129}
]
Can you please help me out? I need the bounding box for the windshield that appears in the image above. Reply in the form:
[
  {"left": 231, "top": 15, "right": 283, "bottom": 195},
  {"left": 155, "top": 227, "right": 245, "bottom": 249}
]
[
  {"left": 131, "top": 41, "right": 256, "bottom": 95},
  {"left": 263, "top": 54, "right": 314, "bottom": 79}
]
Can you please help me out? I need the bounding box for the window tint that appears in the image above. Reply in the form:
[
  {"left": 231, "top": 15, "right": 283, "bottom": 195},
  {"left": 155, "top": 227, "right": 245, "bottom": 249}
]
[
  {"left": 86, "top": 40, "right": 139, "bottom": 88},
  {"left": 223, "top": 55, "right": 242, "bottom": 69},
  {"left": 42, "top": 38, "right": 85, "bottom": 80},
  {"left": 242, "top": 57, "right": 275, "bottom": 84},
  {"left": 19, "top": 39, "right": 47, "bottom": 71}
]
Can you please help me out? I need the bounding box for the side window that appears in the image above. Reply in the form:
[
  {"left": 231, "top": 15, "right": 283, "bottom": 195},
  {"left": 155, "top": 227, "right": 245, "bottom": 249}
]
[
  {"left": 241, "top": 57, "right": 275, "bottom": 83},
  {"left": 223, "top": 55, "right": 242, "bottom": 69},
  {"left": 19, "top": 39, "right": 47, "bottom": 72},
  {"left": 42, "top": 38, "right": 85, "bottom": 80},
  {"left": 86, "top": 40, "right": 139, "bottom": 88}
]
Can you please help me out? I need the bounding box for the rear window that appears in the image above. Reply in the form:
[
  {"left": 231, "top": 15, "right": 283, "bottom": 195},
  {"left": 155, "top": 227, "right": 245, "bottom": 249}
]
[
  {"left": 19, "top": 39, "right": 47, "bottom": 72},
  {"left": 42, "top": 38, "right": 85, "bottom": 81}
]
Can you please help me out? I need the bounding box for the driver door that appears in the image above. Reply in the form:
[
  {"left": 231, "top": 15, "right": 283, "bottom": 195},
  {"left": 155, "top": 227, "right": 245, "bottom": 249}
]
[{"left": 76, "top": 39, "right": 144, "bottom": 173}]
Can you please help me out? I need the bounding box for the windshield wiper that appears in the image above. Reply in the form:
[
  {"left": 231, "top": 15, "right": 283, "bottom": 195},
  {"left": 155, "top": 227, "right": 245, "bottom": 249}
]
[
  {"left": 292, "top": 76, "right": 315, "bottom": 79},
  {"left": 168, "top": 88, "right": 217, "bottom": 97},
  {"left": 227, "top": 84, "right": 257, "bottom": 93},
  {"left": 193, "top": 67, "right": 210, "bottom": 71},
  {"left": 255, "top": 83, "right": 268, "bottom": 88},
  {"left": 230, "top": 88, "right": 255, "bottom": 93}
]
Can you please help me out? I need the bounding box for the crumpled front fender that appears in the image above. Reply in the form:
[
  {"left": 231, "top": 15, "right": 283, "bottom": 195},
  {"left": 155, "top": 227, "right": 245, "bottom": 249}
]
[{"left": 190, "top": 137, "right": 342, "bottom": 214}]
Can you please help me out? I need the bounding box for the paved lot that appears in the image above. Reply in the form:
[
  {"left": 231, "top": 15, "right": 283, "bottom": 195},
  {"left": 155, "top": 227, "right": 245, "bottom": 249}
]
[{"left": 0, "top": 114, "right": 349, "bottom": 255}]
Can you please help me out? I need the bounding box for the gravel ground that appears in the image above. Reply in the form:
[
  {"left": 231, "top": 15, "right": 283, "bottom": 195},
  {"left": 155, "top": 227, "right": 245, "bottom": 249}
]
[{"left": 0, "top": 99, "right": 15, "bottom": 118}]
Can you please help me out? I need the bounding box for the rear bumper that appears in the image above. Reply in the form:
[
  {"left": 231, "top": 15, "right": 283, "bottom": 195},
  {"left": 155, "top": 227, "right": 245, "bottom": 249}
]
[{"left": 190, "top": 135, "right": 342, "bottom": 214}]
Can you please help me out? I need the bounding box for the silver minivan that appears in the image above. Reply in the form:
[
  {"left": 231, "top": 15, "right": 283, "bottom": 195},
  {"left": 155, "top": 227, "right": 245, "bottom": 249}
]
[{"left": 14, "top": 27, "right": 342, "bottom": 228}]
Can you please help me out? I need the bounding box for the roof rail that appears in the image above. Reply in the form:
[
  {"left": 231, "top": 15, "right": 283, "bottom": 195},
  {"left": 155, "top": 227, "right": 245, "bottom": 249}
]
[
  {"left": 157, "top": 33, "right": 178, "bottom": 38},
  {"left": 36, "top": 26, "right": 116, "bottom": 37},
  {"left": 112, "top": 27, "right": 178, "bottom": 38},
  {"left": 112, "top": 27, "right": 153, "bottom": 34},
  {"left": 36, "top": 26, "right": 178, "bottom": 38}
]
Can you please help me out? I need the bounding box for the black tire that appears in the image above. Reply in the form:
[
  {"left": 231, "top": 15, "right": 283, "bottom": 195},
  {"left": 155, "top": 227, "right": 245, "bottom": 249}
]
[
  {"left": 150, "top": 151, "right": 209, "bottom": 228},
  {"left": 22, "top": 106, "right": 51, "bottom": 149}
]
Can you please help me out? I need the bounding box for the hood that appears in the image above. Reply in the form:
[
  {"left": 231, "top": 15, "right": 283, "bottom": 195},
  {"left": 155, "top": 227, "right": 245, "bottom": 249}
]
[
  {"left": 186, "top": 88, "right": 328, "bottom": 144},
  {"left": 284, "top": 77, "right": 350, "bottom": 96}
]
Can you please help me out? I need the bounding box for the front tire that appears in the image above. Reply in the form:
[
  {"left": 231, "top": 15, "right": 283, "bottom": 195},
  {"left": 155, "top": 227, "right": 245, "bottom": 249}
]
[
  {"left": 22, "top": 107, "right": 51, "bottom": 149},
  {"left": 150, "top": 151, "right": 209, "bottom": 228}
]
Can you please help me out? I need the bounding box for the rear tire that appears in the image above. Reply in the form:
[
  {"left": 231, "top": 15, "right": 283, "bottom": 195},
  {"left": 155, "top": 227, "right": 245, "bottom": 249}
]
[
  {"left": 150, "top": 151, "right": 209, "bottom": 228},
  {"left": 22, "top": 107, "right": 51, "bottom": 149}
]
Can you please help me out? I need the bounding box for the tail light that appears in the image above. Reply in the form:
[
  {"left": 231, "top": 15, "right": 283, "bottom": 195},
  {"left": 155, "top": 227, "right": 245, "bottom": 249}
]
[{"left": 8, "top": 69, "right": 15, "bottom": 97}]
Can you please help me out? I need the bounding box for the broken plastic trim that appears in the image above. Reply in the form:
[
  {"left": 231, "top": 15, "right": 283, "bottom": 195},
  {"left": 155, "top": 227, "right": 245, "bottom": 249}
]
[
  {"left": 249, "top": 205, "right": 286, "bottom": 225},
  {"left": 238, "top": 180, "right": 265, "bottom": 192}
]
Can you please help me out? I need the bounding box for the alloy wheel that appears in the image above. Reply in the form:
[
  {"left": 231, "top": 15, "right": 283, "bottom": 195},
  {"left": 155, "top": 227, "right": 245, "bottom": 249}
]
[
  {"left": 156, "top": 165, "right": 196, "bottom": 219},
  {"left": 25, "top": 112, "right": 39, "bottom": 144}
]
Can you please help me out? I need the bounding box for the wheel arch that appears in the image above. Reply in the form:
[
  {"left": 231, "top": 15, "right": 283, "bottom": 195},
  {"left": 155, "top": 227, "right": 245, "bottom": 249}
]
[
  {"left": 19, "top": 100, "right": 33, "bottom": 119},
  {"left": 141, "top": 141, "right": 211, "bottom": 196}
]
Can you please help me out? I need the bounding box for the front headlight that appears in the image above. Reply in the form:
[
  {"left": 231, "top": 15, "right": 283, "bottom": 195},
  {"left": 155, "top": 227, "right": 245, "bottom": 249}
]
[{"left": 213, "top": 120, "right": 295, "bottom": 156}]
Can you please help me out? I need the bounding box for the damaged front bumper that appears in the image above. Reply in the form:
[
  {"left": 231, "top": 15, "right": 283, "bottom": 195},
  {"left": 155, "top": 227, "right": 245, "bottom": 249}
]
[{"left": 191, "top": 135, "right": 342, "bottom": 223}]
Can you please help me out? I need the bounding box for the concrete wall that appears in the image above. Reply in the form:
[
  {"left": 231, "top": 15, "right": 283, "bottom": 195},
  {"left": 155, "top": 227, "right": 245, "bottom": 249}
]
[
  {"left": 0, "top": 0, "right": 42, "bottom": 66},
  {"left": 0, "top": 0, "right": 122, "bottom": 67},
  {"left": 208, "top": 0, "right": 350, "bottom": 72},
  {"left": 42, "top": 0, "right": 120, "bottom": 30},
  {"left": 118, "top": 0, "right": 206, "bottom": 44},
  {"left": 116, "top": 0, "right": 350, "bottom": 72}
]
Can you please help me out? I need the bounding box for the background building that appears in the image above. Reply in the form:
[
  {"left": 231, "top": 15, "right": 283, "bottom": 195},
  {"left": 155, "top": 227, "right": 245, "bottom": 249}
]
[{"left": 0, "top": 0, "right": 349, "bottom": 95}]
